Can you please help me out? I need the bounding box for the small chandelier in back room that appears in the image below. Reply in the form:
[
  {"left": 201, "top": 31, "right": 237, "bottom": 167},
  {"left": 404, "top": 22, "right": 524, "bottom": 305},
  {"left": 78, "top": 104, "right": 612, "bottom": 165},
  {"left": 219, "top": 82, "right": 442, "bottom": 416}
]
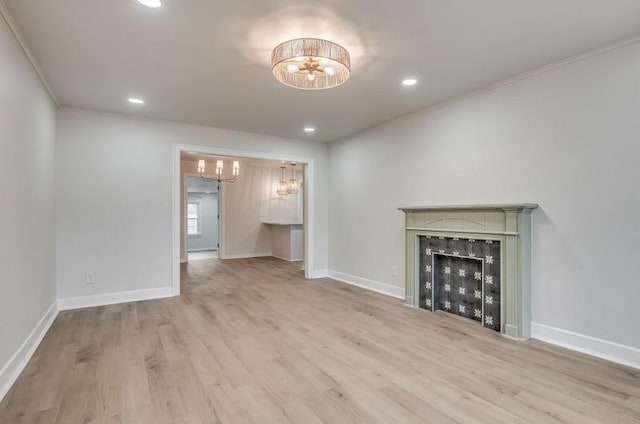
[
  {"left": 197, "top": 159, "right": 239, "bottom": 183},
  {"left": 287, "top": 162, "right": 299, "bottom": 195},
  {"left": 277, "top": 165, "right": 288, "bottom": 196},
  {"left": 277, "top": 162, "right": 300, "bottom": 196}
]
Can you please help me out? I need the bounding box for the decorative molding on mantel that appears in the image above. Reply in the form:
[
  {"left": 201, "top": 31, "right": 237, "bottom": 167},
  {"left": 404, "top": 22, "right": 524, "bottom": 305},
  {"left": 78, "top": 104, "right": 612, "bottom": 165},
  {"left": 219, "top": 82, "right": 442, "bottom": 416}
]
[
  {"left": 398, "top": 204, "right": 539, "bottom": 212},
  {"left": 400, "top": 204, "right": 537, "bottom": 340},
  {"left": 405, "top": 228, "right": 519, "bottom": 236}
]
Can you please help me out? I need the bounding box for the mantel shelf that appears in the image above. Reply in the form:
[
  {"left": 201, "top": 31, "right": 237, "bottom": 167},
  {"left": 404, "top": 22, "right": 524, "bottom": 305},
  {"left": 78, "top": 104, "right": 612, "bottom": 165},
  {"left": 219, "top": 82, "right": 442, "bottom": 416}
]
[{"left": 399, "top": 203, "right": 538, "bottom": 212}]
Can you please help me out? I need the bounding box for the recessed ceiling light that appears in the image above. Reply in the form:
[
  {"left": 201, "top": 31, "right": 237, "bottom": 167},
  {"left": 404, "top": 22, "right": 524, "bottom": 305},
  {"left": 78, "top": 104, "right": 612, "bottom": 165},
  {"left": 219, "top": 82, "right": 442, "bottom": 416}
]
[
  {"left": 136, "top": 0, "right": 162, "bottom": 8},
  {"left": 402, "top": 78, "right": 418, "bottom": 86},
  {"left": 304, "top": 127, "right": 315, "bottom": 133},
  {"left": 128, "top": 97, "right": 145, "bottom": 105}
]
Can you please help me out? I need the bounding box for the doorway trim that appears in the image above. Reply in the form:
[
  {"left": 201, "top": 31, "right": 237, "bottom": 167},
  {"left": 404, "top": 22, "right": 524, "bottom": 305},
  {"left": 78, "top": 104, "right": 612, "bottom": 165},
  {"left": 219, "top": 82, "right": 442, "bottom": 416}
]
[{"left": 172, "top": 143, "right": 316, "bottom": 296}]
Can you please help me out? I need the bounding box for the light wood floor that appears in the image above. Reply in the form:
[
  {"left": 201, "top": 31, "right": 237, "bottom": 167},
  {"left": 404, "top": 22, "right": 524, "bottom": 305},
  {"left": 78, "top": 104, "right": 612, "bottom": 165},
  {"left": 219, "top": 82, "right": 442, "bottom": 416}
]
[
  {"left": 188, "top": 250, "right": 218, "bottom": 261},
  {"left": 1, "top": 258, "right": 639, "bottom": 423}
]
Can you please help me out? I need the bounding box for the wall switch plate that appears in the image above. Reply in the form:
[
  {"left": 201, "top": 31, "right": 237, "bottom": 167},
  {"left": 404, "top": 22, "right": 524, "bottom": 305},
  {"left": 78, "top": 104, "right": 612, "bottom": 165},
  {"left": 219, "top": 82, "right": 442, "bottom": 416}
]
[{"left": 84, "top": 272, "right": 95, "bottom": 284}]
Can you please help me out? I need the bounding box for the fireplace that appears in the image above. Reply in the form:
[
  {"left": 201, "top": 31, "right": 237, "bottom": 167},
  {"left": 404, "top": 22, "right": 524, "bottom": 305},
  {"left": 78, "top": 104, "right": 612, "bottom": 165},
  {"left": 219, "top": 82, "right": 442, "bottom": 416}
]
[{"left": 399, "top": 204, "right": 537, "bottom": 339}]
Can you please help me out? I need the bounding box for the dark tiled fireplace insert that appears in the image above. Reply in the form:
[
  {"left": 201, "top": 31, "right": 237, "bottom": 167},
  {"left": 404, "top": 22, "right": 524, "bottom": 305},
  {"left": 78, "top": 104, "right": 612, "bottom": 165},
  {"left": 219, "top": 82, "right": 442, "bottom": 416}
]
[{"left": 418, "top": 236, "right": 501, "bottom": 332}]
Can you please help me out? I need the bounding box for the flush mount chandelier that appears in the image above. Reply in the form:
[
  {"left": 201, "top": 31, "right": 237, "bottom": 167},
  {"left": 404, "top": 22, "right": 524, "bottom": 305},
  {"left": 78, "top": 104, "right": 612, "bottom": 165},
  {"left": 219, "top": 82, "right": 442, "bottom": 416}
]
[
  {"left": 271, "top": 38, "right": 351, "bottom": 90},
  {"left": 197, "top": 159, "right": 239, "bottom": 183}
]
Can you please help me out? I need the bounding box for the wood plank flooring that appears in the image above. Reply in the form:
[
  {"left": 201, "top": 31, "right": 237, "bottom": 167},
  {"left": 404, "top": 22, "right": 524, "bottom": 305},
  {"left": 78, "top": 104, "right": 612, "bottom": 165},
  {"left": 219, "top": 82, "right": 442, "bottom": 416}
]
[{"left": 1, "top": 257, "right": 638, "bottom": 423}]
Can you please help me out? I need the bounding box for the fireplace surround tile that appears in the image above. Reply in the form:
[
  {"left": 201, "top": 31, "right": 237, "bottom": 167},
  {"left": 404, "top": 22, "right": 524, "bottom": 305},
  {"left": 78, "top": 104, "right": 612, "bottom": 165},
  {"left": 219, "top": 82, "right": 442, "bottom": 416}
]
[{"left": 418, "top": 236, "right": 501, "bottom": 331}]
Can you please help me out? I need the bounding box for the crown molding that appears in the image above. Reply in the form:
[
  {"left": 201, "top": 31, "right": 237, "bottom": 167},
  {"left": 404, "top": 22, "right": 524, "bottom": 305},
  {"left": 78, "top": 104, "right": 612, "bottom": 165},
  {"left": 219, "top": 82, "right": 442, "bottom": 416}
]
[
  {"left": 441, "top": 33, "right": 640, "bottom": 107},
  {"left": 332, "top": 33, "right": 640, "bottom": 144},
  {"left": 0, "top": 0, "right": 59, "bottom": 107}
]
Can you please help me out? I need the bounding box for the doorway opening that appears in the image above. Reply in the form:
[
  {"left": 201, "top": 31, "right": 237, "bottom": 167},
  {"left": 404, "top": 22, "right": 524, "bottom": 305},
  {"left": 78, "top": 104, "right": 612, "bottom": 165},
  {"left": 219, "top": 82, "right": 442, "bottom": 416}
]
[
  {"left": 186, "top": 175, "right": 219, "bottom": 261},
  {"left": 172, "top": 144, "right": 315, "bottom": 295}
]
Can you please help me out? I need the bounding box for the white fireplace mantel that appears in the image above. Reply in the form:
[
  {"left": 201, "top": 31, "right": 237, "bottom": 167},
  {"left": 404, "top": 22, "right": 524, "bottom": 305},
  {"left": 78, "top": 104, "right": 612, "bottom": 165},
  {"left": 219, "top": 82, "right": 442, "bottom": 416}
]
[{"left": 399, "top": 204, "right": 538, "bottom": 339}]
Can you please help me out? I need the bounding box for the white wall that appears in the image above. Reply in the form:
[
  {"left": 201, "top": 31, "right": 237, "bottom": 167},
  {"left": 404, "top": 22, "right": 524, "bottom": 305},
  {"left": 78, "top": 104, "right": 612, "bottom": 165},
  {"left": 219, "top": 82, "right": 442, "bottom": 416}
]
[
  {"left": 187, "top": 193, "right": 218, "bottom": 252},
  {"left": 0, "top": 11, "right": 57, "bottom": 398},
  {"left": 329, "top": 41, "right": 640, "bottom": 353},
  {"left": 219, "top": 163, "right": 276, "bottom": 258},
  {"left": 56, "top": 107, "right": 328, "bottom": 300}
]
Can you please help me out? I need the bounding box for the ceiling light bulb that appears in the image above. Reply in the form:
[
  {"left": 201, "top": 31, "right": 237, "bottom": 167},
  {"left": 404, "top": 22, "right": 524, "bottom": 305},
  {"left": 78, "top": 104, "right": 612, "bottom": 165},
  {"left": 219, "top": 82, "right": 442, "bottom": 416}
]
[
  {"left": 128, "top": 97, "right": 145, "bottom": 104},
  {"left": 287, "top": 64, "right": 299, "bottom": 73},
  {"left": 307, "top": 73, "right": 315, "bottom": 82},
  {"left": 324, "top": 67, "right": 335, "bottom": 76},
  {"left": 402, "top": 78, "right": 418, "bottom": 86},
  {"left": 304, "top": 127, "right": 315, "bottom": 133},
  {"left": 136, "top": 0, "right": 162, "bottom": 8}
]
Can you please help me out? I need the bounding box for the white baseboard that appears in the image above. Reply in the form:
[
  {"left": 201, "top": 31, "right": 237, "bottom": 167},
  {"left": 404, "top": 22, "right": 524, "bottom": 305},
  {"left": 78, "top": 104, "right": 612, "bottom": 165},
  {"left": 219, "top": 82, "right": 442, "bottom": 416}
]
[
  {"left": 328, "top": 270, "right": 405, "bottom": 300},
  {"left": 307, "top": 269, "right": 328, "bottom": 279},
  {"left": 531, "top": 322, "right": 640, "bottom": 369},
  {"left": 220, "top": 252, "right": 272, "bottom": 260},
  {"left": 58, "top": 287, "right": 174, "bottom": 311},
  {"left": 271, "top": 254, "right": 304, "bottom": 262},
  {"left": 0, "top": 300, "right": 58, "bottom": 403},
  {"left": 188, "top": 248, "right": 218, "bottom": 252}
]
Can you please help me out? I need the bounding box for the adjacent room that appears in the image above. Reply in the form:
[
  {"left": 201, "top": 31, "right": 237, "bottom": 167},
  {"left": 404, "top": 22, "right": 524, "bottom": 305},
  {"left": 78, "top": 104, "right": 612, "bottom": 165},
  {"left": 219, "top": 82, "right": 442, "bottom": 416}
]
[{"left": 1, "top": 0, "right": 639, "bottom": 423}]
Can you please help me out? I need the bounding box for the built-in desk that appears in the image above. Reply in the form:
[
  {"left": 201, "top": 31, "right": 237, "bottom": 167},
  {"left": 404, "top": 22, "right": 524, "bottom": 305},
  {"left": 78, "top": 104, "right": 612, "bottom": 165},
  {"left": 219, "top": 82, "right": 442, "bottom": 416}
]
[{"left": 263, "top": 222, "right": 303, "bottom": 261}]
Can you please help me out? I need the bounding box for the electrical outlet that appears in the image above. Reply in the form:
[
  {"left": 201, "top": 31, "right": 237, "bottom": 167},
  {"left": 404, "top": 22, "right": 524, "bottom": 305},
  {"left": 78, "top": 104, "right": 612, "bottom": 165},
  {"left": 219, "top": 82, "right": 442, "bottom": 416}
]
[
  {"left": 84, "top": 272, "right": 95, "bottom": 284},
  {"left": 391, "top": 265, "right": 398, "bottom": 277}
]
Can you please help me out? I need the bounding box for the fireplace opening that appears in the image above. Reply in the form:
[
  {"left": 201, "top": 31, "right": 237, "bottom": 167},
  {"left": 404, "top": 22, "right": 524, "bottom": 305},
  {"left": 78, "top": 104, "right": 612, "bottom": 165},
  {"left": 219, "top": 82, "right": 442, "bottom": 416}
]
[{"left": 418, "top": 236, "right": 501, "bottom": 332}]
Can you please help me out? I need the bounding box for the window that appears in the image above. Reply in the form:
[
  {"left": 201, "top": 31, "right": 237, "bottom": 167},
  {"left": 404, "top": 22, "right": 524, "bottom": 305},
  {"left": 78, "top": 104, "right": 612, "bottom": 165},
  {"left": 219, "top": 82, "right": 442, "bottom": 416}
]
[{"left": 187, "top": 202, "right": 200, "bottom": 235}]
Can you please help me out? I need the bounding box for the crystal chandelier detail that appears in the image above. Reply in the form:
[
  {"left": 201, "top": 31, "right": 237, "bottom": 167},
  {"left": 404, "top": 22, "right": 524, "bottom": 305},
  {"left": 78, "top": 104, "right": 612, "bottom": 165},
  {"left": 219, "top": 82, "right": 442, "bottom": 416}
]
[
  {"left": 277, "top": 165, "right": 288, "bottom": 196},
  {"left": 277, "top": 162, "right": 300, "bottom": 196},
  {"left": 287, "top": 163, "right": 299, "bottom": 195}
]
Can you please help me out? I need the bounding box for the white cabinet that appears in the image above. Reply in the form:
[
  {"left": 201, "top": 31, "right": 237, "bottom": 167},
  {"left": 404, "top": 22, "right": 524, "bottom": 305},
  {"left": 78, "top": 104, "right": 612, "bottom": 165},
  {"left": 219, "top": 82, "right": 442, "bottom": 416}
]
[{"left": 263, "top": 222, "right": 303, "bottom": 261}]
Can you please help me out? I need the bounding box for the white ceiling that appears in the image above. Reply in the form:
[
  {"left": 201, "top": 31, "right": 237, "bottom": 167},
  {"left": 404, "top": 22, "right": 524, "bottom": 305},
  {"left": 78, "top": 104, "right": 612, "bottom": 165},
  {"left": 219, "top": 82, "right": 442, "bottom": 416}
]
[{"left": 6, "top": 0, "right": 640, "bottom": 142}]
